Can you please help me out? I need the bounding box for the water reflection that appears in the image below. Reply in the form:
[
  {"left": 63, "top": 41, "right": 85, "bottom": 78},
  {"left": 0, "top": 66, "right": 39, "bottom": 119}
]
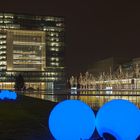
[
  {"left": 75, "top": 94, "right": 140, "bottom": 110},
  {"left": 25, "top": 90, "right": 140, "bottom": 110}
]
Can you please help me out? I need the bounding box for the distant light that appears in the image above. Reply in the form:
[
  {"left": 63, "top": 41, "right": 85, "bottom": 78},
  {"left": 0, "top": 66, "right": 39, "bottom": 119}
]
[
  {"left": 96, "top": 99, "right": 140, "bottom": 140},
  {"left": 105, "top": 87, "right": 112, "bottom": 94},
  {"left": 49, "top": 100, "right": 96, "bottom": 140},
  {"left": 105, "top": 87, "right": 112, "bottom": 90},
  {"left": 71, "top": 87, "right": 77, "bottom": 90},
  {"left": 0, "top": 90, "right": 17, "bottom": 100}
]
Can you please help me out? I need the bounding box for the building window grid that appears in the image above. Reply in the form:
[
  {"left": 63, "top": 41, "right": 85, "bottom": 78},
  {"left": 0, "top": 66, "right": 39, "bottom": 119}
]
[{"left": 0, "top": 13, "right": 65, "bottom": 90}]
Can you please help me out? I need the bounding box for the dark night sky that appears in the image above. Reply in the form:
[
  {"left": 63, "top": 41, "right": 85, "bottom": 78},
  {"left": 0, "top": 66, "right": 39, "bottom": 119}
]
[{"left": 1, "top": 0, "right": 140, "bottom": 75}]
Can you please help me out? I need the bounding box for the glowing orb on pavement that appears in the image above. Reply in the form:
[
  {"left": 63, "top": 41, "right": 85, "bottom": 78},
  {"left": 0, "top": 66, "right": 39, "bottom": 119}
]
[
  {"left": 96, "top": 99, "right": 140, "bottom": 140},
  {"left": 0, "top": 90, "right": 17, "bottom": 100},
  {"left": 49, "top": 100, "right": 96, "bottom": 140}
]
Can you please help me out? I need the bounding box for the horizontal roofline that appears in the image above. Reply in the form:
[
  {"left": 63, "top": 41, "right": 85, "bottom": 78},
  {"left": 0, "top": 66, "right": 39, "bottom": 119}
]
[{"left": 0, "top": 11, "right": 65, "bottom": 20}]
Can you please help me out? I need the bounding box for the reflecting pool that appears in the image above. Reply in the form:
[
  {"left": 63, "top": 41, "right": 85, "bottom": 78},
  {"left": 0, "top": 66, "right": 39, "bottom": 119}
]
[{"left": 24, "top": 90, "right": 140, "bottom": 110}]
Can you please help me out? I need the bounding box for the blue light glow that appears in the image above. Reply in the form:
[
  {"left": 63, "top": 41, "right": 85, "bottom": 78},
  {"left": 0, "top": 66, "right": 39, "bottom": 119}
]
[
  {"left": 0, "top": 90, "right": 17, "bottom": 100},
  {"left": 49, "top": 100, "right": 96, "bottom": 140},
  {"left": 96, "top": 99, "right": 140, "bottom": 140}
]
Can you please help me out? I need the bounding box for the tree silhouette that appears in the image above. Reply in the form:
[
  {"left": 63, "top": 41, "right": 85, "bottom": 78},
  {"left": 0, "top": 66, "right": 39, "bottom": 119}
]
[{"left": 14, "top": 74, "right": 25, "bottom": 91}]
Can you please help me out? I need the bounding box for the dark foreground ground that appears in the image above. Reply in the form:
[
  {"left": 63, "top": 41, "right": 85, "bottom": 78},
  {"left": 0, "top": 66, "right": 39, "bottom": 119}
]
[
  {"left": 0, "top": 94, "right": 108, "bottom": 140},
  {"left": 0, "top": 95, "right": 57, "bottom": 140}
]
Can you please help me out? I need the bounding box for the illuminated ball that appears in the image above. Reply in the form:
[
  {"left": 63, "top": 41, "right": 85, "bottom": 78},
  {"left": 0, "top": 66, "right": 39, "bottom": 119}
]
[
  {"left": 9, "top": 91, "right": 17, "bottom": 100},
  {"left": 0, "top": 90, "right": 17, "bottom": 100},
  {"left": 0, "top": 90, "right": 5, "bottom": 100},
  {"left": 96, "top": 99, "right": 140, "bottom": 140},
  {"left": 49, "top": 100, "right": 96, "bottom": 140}
]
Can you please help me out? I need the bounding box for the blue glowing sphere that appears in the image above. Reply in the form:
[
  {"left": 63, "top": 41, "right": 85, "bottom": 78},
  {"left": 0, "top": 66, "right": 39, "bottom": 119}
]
[
  {"left": 0, "top": 90, "right": 17, "bottom": 100},
  {"left": 49, "top": 100, "right": 96, "bottom": 140},
  {"left": 96, "top": 99, "right": 140, "bottom": 140}
]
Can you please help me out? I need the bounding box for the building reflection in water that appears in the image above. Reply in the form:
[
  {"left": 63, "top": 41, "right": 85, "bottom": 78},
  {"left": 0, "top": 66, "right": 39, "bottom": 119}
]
[{"left": 25, "top": 90, "right": 140, "bottom": 110}]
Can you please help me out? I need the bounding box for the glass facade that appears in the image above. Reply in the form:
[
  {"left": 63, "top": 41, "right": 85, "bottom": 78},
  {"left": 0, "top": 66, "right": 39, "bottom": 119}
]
[
  {"left": 6, "top": 30, "right": 46, "bottom": 71},
  {"left": 0, "top": 13, "right": 66, "bottom": 90}
]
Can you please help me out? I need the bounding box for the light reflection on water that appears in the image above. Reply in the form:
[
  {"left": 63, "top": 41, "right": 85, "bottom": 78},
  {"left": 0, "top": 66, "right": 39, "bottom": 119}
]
[{"left": 25, "top": 90, "right": 140, "bottom": 110}]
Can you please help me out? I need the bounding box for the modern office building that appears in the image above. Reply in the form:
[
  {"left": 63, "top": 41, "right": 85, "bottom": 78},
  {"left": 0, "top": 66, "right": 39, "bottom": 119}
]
[
  {"left": 0, "top": 13, "right": 65, "bottom": 90},
  {"left": 69, "top": 57, "right": 140, "bottom": 91},
  {"left": 88, "top": 57, "right": 131, "bottom": 76}
]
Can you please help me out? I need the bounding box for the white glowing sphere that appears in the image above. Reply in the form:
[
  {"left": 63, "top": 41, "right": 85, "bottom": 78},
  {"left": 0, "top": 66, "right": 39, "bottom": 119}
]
[
  {"left": 96, "top": 99, "right": 140, "bottom": 140},
  {"left": 49, "top": 100, "right": 96, "bottom": 140}
]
